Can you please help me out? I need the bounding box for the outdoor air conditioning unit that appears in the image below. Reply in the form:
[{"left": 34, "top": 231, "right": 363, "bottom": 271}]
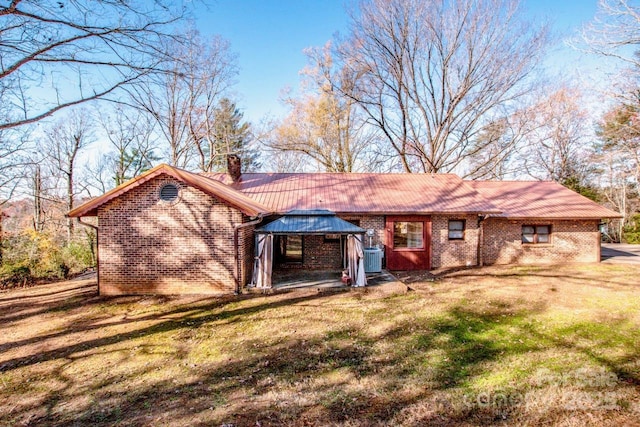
[{"left": 363, "top": 247, "right": 383, "bottom": 273}]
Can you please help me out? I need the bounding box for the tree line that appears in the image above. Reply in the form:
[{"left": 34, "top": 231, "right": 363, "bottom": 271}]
[
  {"left": 1, "top": 0, "right": 640, "bottom": 286},
  {"left": 264, "top": 0, "right": 640, "bottom": 242}
]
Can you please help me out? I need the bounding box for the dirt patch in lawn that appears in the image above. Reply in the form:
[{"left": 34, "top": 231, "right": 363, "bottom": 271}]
[{"left": 1, "top": 264, "right": 640, "bottom": 426}]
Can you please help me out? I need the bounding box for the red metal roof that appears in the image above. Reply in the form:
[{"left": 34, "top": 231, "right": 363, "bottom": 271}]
[
  {"left": 205, "top": 172, "right": 501, "bottom": 215},
  {"left": 467, "top": 181, "right": 621, "bottom": 219},
  {"left": 69, "top": 165, "right": 621, "bottom": 220}
]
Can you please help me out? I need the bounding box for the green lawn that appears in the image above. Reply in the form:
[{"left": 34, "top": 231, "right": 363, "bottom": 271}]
[{"left": 1, "top": 264, "right": 639, "bottom": 426}]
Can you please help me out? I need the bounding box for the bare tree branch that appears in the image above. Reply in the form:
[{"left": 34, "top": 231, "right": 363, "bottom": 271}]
[
  {"left": 0, "top": 0, "right": 188, "bottom": 130},
  {"left": 576, "top": 0, "right": 640, "bottom": 69},
  {"left": 127, "top": 28, "right": 238, "bottom": 169},
  {"left": 327, "top": 0, "right": 548, "bottom": 173}
]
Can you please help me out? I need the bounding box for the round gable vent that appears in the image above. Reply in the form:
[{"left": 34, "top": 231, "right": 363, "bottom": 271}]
[{"left": 159, "top": 183, "right": 179, "bottom": 202}]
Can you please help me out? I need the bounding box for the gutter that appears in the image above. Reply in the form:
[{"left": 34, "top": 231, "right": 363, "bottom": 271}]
[
  {"left": 233, "top": 214, "right": 266, "bottom": 295},
  {"left": 477, "top": 214, "right": 489, "bottom": 267},
  {"left": 76, "top": 217, "right": 100, "bottom": 291}
]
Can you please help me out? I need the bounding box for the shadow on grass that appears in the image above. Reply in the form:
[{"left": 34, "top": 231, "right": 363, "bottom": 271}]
[
  {"left": 525, "top": 320, "right": 640, "bottom": 386},
  {"left": 0, "top": 282, "right": 100, "bottom": 324},
  {"left": 2, "top": 279, "right": 639, "bottom": 426},
  {"left": 398, "top": 265, "right": 640, "bottom": 290},
  {"left": 0, "top": 281, "right": 98, "bottom": 304},
  {"left": 378, "top": 300, "right": 549, "bottom": 391},
  {"left": 0, "top": 290, "right": 336, "bottom": 373},
  {"left": 6, "top": 297, "right": 549, "bottom": 425}
]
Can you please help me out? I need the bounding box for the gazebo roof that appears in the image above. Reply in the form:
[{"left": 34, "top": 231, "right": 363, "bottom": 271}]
[{"left": 256, "top": 210, "right": 365, "bottom": 235}]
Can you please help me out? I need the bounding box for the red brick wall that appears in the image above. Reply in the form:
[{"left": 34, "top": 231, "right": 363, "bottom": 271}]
[
  {"left": 482, "top": 218, "right": 600, "bottom": 265},
  {"left": 274, "top": 235, "right": 342, "bottom": 270},
  {"left": 341, "top": 215, "right": 385, "bottom": 268},
  {"left": 431, "top": 214, "right": 480, "bottom": 269},
  {"left": 340, "top": 215, "right": 385, "bottom": 248},
  {"left": 97, "top": 175, "right": 248, "bottom": 295},
  {"left": 304, "top": 235, "right": 342, "bottom": 269}
]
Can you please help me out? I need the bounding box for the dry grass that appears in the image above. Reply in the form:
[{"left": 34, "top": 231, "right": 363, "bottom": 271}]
[{"left": 1, "top": 264, "right": 640, "bottom": 426}]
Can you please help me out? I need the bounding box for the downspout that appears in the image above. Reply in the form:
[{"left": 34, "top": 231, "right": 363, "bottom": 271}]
[
  {"left": 477, "top": 214, "right": 488, "bottom": 267},
  {"left": 233, "top": 214, "right": 265, "bottom": 295},
  {"left": 77, "top": 217, "right": 99, "bottom": 290}
]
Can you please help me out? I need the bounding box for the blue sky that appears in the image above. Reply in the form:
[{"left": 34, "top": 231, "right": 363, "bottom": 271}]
[{"left": 195, "top": 0, "right": 603, "bottom": 124}]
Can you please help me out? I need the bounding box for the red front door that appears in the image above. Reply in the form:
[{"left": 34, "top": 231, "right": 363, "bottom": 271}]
[{"left": 385, "top": 216, "right": 431, "bottom": 270}]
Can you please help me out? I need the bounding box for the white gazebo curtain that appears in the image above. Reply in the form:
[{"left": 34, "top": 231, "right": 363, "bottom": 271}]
[
  {"left": 252, "top": 234, "right": 273, "bottom": 288},
  {"left": 253, "top": 233, "right": 367, "bottom": 289},
  {"left": 346, "top": 234, "right": 367, "bottom": 287}
]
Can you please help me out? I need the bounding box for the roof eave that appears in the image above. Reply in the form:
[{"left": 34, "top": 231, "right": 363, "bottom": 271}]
[
  {"left": 334, "top": 210, "right": 503, "bottom": 216},
  {"left": 490, "top": 215, "right": 623, "bottom": 220},
  {"left": 68, "top": 164, "right": 170, "bottom": 218},
  {"left": 67, "top": 164, "right": 273, "bottom": 219}
]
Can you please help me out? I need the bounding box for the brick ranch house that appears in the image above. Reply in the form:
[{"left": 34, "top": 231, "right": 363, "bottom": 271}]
[{"left": 68, "top": 158, "right": 621, "bottom": 295}]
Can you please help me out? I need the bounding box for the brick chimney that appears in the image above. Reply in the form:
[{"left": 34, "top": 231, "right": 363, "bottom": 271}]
[{"left": 227, "top": 154, "right": 241, "bottom": 182}]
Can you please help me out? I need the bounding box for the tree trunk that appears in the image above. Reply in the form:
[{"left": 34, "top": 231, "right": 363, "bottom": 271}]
[
  {"left": 67, "top": 171, "right": 74, "bottom": 244},
  {"left": 33, "top": 165, "right": 44, "bottom": 232},
  {"left": 0, "top": 205, "right": 4, "bottom": 265}
]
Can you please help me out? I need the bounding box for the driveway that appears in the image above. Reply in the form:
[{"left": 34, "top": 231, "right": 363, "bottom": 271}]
[{"left": 601, "top": 243, "right": 640, "bottom": 264}]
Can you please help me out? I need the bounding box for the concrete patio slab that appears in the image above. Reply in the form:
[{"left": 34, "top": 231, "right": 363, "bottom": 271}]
[{"left": 246, "top": 269, "right": 407, "bottom": 294}]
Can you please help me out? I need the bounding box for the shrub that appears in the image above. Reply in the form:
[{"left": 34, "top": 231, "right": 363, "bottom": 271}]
[
  {"left": 0, "top": 263, "right": 31, "bottom": 288},
  {"left": 1, "top": 229, "right": 95, "bottom": 282},
  {"left": 622, "top": 214, "right": 640, "bottom": 244}
]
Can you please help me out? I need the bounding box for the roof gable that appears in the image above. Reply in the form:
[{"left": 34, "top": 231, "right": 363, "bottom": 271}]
[{"left": 68, "top": 164, "right": 272, "bottom": 218}]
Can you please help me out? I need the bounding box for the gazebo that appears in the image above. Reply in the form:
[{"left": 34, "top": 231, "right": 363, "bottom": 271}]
[{"left": 251, "top": 210, "right": 367, "bottom": 289}]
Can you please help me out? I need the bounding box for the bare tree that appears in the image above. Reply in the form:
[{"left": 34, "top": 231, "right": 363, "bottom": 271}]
[
  {"left": 465, "top": 110, "right": 531, "bottom": 180},
  {"left": 596, "top": 99, "right": 640, "bottom": 237},
  {"left": 81, "top": 154, "right": 112, "bottom": 197},
  {"left": 255, "top": 117, "right": 310, "bottom": 172},
  {"left": 32, "top": 163, "right": 45, "bottom": 232},
  {"left": 268, "top": 44, "right": 381, "bottom": 172},
  {"left": 43, "top": 109, "right": 95, "bottom": 243},
  {"left": 129, "top": 28, "right": 237, "bottom": 169},
  {"left": 520, "top": 87, "right": 594, "bottom": 184},
  {"left": 579, "top": 0, "right": 640, "bottom": 70},
  {"left": 262, "top": 149, "right": 309, "bottom": 173},
  {"left": 99, "top": 106, "right": 159, "bottom": 187},
  {"left": 0, "top": 128, "right": 29, "bottom": 198},
  {"left": 0, "top": 0, "right": 187, "bottom": 131},
  {"left": 594, "top": 143, "right": 637, "bottom": 241},
  {"left": 325, "top": 0, "right": 547, "bottom": 174}
]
